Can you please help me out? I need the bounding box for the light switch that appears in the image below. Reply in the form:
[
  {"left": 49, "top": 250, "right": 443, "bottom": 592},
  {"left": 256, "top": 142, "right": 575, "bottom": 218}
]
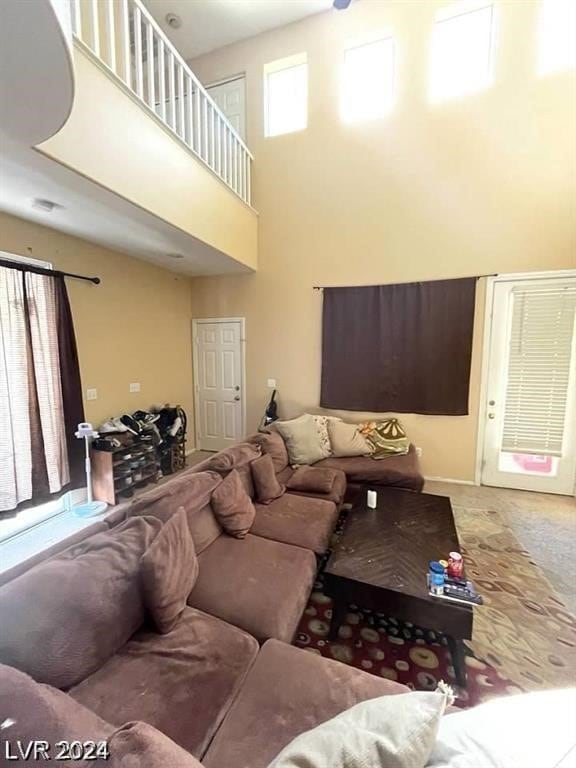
[
  {"left": 267, "top": 378, "right": 276, "bottom": 388},
  {"left": 129, "top": 382, "right": 141, "bottom": 393},
  {"left": 86, "top": 388, "right": 97, "bottom": 401}
]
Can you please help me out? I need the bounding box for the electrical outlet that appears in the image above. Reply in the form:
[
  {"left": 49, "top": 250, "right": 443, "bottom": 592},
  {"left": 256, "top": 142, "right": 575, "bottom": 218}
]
[
  {"left": 267, "top": 378, "right": 276, "bottom": 388},
  {"left": 129, "top": 382, "right": 141, "bottom": 393},
  {"left": 415, "top": 446, "right": 423, "bottom": 457},
  {"left": 86, "top": 388, "right": 97, "bottom": 401}
]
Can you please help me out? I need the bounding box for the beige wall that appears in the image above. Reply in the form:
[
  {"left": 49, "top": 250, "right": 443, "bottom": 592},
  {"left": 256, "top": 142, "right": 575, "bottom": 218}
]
[
  {"left": 0, "top": 212, "right": 195, "bottom": 437},
  {"left": 40, "top": 45, "right": 258, "bottom": 272},
  {"left": 190, "top": 0, "right": 576, "bottom": 480}
]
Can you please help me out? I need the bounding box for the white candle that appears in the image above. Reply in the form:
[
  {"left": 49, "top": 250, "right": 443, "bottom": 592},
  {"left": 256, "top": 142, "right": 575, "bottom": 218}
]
[{"left": 367, "top": 490, "right": 377, "bottom": 508}]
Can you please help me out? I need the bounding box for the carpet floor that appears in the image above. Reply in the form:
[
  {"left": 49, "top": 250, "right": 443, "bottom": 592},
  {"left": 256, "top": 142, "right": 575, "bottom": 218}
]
[{"left": 294, "top": 504, "right": 576, "bottom": 708}]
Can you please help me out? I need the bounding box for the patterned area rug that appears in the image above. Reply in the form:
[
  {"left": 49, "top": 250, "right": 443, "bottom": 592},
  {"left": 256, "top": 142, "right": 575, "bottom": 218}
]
[
  {"left": 294, "top": 505, "right": 576, "bottom": 708},
  {"left": 454, "top": 506, "right": 576, "bottom": 692}
]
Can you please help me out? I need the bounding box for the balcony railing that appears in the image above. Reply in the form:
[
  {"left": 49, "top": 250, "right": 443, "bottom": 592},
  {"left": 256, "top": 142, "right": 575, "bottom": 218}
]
[{"left": 71, "top": 0, "right": 252, "bottom": 205}]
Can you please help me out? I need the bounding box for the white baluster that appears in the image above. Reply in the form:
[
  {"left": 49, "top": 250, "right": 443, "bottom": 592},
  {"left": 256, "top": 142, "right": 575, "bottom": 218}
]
[
  {"left": 72, "top": 0, "right": 81, "bottom": 37},
  {"left": 158, "top": 39, "right": 166, "bottom": 121},
  {"left": 202, "top": 96, "right": 209, "bottom": 162},
  {"left": 178, "top": 65, "right": 185, "bottom": 140},
  {"left": 247, "top": 156, "right": 251, "bottom": 205},
  {"left": 134, "top": 6, "right": 144, "bottom": 99},
  {"left": 242, "top": 151, "right": 247, "bottom": 203},
  {"left": 215, "top": 115, "right": 222, "bottom": 177},
  {"left": 210, "top": 107, "right": 216, "bottom": 170},
  {"left": 194, "top": 84, "right": 201, "bottom": 155},
  {"left": 89, "top": 0, "right": 100, "bottom": 56},
  {"left": 119, "top": 0, "right": 131, "bottom": 88},
  {"left": 227, "top": 130, "right": 233, "bottom": 186},
  {"left": 105, "top": 0, "right": 116, "bottom": 72},
  {"left": 187, "top": 76, "right": 194, "bottom": 148},
  {"left": 146, "top": 23, "right": 155, "bottom": 109},
  {"left": 168, "top": 52, "right": 176, "bottom": 130}
]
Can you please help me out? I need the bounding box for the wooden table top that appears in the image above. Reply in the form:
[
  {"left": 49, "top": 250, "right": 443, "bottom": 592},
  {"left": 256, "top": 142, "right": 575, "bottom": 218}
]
[{"left": 326, "top": 487, "right": 470, "bottom": 608}]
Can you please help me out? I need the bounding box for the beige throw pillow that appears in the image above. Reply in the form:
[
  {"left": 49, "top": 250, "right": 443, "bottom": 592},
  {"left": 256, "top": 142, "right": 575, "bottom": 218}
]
[
  {"left": 328, "top": 420, "right": 372, "bottom": 458},
  {"left": 275, "top": 414, "right": 325, "bottom": 466},
  {"left": 268, "top": 689, "right": 450, "bottom": 768}
]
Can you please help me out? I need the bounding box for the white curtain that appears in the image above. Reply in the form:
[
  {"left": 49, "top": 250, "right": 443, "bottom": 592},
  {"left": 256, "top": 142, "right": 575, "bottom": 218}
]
[
  {"left": 0, "top": 266, "right": 69, "bottom": 512},
  {"left": 0, "top": 268, "right": 32, "bottom": 510}
]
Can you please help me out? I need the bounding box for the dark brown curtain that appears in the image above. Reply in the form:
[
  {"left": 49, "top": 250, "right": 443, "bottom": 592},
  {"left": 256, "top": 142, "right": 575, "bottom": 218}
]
[
  {"left": 320, "top": 278, "right": 477, "bottom": 415},
  {"left": 55, "top": 276, "right": 85, "bottom": 488}
]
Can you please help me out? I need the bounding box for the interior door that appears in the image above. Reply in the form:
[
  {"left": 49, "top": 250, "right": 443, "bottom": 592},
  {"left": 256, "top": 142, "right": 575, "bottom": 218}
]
[
  {"left": 194, "top": 320, "right": 244, "bottom": 452},
  {"left": 207, "top": 76, "right": 246, "bottom": 140},
  {"left": 481, "top": 276, "right": 576, "bottom": 494}
]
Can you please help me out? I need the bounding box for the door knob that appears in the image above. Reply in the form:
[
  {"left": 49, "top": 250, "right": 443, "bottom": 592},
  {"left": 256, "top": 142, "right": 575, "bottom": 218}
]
[
  {"left": 488, "top": 413, "right": 495, "bottom": 419},
  {"left": 489, "top": 400, "right": 495, "bottom": 406},
  {"left": 234, "top": 395, "right": 240, "bottom": 401},
  {"left": 234, "top": 385, "right": 240, "bottom": 391}
]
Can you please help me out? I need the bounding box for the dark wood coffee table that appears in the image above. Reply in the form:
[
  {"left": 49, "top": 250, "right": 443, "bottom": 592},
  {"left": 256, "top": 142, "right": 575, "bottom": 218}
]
[{"left": 323, "top": 487, "right": 473, "bottom": 689}]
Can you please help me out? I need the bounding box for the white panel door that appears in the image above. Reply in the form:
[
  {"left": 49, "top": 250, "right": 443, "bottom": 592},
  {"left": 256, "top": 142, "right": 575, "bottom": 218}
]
[
  {"left": 481, "top": 276, "right": 576, "bottom": 494},
  {"left": 194, "top": 319, "right": 244, "bottom": 451},
  {"left": 207, "top": 76, "right": 246, "bottom": 140}
]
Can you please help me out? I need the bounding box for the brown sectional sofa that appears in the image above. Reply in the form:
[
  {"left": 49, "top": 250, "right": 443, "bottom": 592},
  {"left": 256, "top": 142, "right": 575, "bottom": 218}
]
[
  {"left": 243, "top": 429, "right": 424, "bottom": 498},
  {"left": 0, "top": 434, "right": 419, "bottom": 766}
]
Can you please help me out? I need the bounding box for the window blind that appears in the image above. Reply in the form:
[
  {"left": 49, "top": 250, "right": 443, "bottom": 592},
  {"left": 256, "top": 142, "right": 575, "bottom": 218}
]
[{"left": 501, "top": 284, "right": 576, "bottom": 457}]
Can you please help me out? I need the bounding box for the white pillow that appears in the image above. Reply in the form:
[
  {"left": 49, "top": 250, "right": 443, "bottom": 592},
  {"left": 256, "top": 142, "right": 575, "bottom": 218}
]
[
  {"left": 268, "top": 690, "right": 450, "bottom": 768},
  {"left": 427, "top": 689, "right": 576, "bottom": 768}
]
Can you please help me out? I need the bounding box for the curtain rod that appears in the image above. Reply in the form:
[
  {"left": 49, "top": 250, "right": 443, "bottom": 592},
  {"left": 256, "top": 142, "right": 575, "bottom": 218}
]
[
  {"left": 312, "top": 274, "right": 497, "bottom": 290},
  {"left": 0, "top": 258, "right": 100, "bottom": 285}
]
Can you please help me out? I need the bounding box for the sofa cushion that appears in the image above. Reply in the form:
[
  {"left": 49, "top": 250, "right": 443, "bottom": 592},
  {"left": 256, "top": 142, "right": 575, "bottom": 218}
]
[
  {"left": 107, "top": 722, "right": 204, "bottom": 767},
  {"left": 251, "top": 494, "right": 338, "bottom": 555},
  {"left": 188, "top": 534, "right": 316, "bottom": 643},
  {"left": 211, "top": 469, "right": 255, "bottom": 538},
  {"left": 0, "top": 516, "right": 161, "bottom": 689},
  {"left": 140, "top": 507, "right": 198, "bottom": 634},
  {"left": 315, "top": 443, "right": 424, "bottom": 492},
  {"left": 286, "top": 466, "right": 339, "bottom": 494},
  {"left": 251, "top": 453, "right": 286, "bottom": 504},
  {"left": 70, "top": 607, "right": 259, "bottom": 759},
  {"left": 203, "top": 639, "right": 408, "bottom": 768},
  {"left": 327, "top": 420, "right": 372, "bottom": 457},
  {"left": 0, "top": 663, "right": 113, "bottom": 753},
  {"left": 278, "top": 467, "right": 347, "bottom": 506},
  {"left": 247, "top": 431, "right": 290, "bottom": 472},
  {"left": 128, "top": 471, "right": 222, "bottom": 553},
  {"left": 275, "top": 415, "right": 326, "bottom": 466}
]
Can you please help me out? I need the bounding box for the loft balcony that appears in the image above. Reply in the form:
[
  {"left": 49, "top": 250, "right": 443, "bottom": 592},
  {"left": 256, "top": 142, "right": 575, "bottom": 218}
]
[{"left": 37, "top": 0, "right": 257, "bottom": 272}]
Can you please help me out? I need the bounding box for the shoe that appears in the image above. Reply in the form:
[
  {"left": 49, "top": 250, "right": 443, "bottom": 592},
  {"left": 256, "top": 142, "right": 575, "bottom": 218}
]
[
  {"left": 133, "top": 410, "right": 160, "bottom": 425},
  {"left": 119, "top": 414, "right": 141, "bottom": 435},
  {"left": 100, "top": 418, "right": 128, "bottom": 434}
]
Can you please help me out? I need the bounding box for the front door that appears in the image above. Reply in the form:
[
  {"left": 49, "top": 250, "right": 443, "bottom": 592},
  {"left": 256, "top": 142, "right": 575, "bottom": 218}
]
[
  {"left": 481, "top": 275, "right": 576, "bottom": 494},
  {"left": 194, "top": 319, "right": 244, "bottom": 451},
  {"left": 206, "top": 76, "right": 246, "bottom": 141}
]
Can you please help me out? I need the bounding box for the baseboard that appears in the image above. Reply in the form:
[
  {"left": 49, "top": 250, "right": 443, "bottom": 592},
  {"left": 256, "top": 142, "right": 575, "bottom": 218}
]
[
  {"left": 424, "top": 476, "right": 477, "bottom": 486},
  {"left": 185, "top": 447, "right": 197, "bottom": 457}
]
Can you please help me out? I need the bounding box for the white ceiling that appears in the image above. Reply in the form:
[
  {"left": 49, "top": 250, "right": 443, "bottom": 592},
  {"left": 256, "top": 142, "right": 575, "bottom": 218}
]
[
  {"left": 144, "top": 0, "right": 334, "bottom": 59},
  {"left": 0, "top": 137, "right": 251, "bottom": 276}
]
